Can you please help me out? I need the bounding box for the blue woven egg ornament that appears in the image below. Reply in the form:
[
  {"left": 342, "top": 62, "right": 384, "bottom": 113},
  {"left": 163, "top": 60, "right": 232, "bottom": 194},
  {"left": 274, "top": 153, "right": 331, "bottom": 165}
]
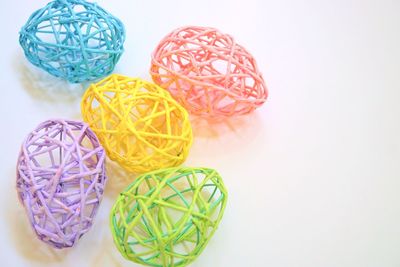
[{"left": 19, "top": 0, "right": 125, "bottom": 83}]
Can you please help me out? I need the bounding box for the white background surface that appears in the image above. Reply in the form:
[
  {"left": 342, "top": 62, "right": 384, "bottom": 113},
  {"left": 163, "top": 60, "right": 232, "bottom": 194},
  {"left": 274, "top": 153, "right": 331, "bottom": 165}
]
[{"left": 1, "top": 0, "right": 400, "bottom": 266}]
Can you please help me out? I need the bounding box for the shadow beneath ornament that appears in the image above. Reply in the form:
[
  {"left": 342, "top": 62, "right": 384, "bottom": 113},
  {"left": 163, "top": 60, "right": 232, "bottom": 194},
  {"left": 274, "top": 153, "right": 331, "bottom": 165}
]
[
  {"left": 5, "top": 185, "right": 69, "bottom": 264},
  {"left": 190, "top": 112, "right": 264, "bottom": 138},
  {"left": 13, "top": 53, "right": 87, "bottom": 103},
  {"left": 90, "top": 236, "right": 124, "bottom": 267},
  {"left": 104, "top": 159, "right": 137, "bottom": 199},
  {"left": 188, "top": 112, "right": 267, "bottom": 160}
]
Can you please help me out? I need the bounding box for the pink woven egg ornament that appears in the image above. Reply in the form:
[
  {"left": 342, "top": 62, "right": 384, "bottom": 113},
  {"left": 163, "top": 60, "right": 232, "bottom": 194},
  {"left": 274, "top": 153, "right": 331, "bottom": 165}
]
[
  {"left": 150, "top": 26, "right": 268, "bottom": 119},
  {"left": 16, "top": 119, "right": 107, "bottom": 248}
]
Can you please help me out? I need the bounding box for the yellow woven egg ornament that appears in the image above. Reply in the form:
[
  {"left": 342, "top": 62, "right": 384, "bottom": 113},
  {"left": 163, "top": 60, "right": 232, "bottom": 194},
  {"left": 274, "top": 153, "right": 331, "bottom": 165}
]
[{"left": 81, "top": 74, "right": 193, "bottom": 173}]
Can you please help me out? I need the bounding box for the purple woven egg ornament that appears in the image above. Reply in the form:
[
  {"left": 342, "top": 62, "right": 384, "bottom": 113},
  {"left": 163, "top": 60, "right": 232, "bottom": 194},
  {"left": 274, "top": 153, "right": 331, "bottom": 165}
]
[{"left": 16, "top": 119, "right": 107, "bottom": 248}]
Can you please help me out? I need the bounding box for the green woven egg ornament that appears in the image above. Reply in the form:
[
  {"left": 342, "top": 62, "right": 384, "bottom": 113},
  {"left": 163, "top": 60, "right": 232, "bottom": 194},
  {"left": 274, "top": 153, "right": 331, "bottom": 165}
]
[{"left": 110, "top": 167, "right": 228, "bottom": 267}]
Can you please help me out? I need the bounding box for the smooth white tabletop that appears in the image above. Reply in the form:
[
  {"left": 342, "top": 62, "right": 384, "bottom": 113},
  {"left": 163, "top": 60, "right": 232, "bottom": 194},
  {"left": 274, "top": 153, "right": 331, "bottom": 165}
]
[{"left": 1, "top": 0, "right": 400, "bottom": 266}]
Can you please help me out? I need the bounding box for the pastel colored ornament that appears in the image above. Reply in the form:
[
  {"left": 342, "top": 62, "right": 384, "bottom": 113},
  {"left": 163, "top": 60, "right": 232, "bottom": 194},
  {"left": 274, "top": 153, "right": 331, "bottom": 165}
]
[
  {"left": 110, "top": 167, "right": 228, "bottom": 267},
  {"left": 19, "top": 0, "right": 125, "bottom": 83},
  {"left": 81, "top": 74, "right": 193, "bottom": 173},
  {"left": 150, "top": 26, "right": 268, "bottom": 119},
  {"left": 16, "top": 119, "right": 107, "bottom": 248}
]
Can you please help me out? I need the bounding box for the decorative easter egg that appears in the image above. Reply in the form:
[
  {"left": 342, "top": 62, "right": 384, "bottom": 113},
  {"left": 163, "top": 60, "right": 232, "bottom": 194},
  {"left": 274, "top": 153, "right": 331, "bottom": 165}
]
[
  {"left": 150, "top": 26, "right": 268, "bottom": 119},
  {"left": 81, "top": 74, "right": 193, "bottom": 173},
  {"left": 19, "top": 0, "right": 125, "bottom": 83},
  {"left": 16, "top": 119, "right": 107, "bottom": 248},
  {"left": 110, "top": 167, "right": 228, "bottom": 267}
]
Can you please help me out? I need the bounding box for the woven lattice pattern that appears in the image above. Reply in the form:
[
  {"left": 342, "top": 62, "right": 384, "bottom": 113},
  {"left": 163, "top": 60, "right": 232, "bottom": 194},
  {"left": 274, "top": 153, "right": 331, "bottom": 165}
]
[
  {"left": 19, "top": 0, "right": 125, "bottom": 83},
  {"left": 81, "top": 74, "right": 193, "bottom": 173},
  {"left": 16, "top": 119, "right": 107, "bottom": 248},
  {"left": 150, "top": 26, "right": 268, "bottom": 119},
  {"left": 110, "top": 167, "right": 228, "bottom": 267}
]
